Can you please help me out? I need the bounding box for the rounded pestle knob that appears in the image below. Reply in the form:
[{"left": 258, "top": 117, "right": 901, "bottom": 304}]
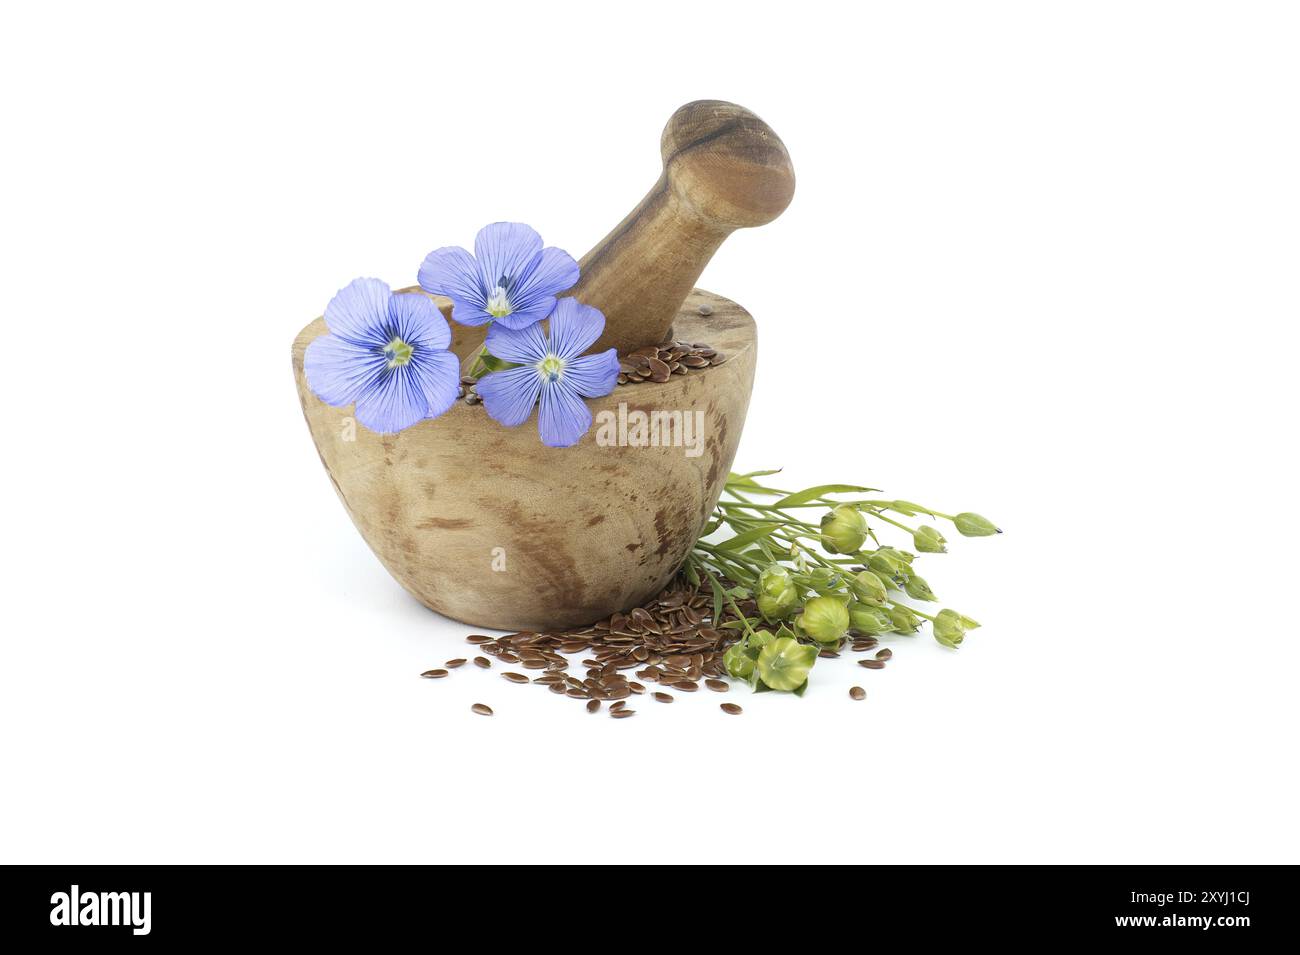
[{"left": 573, "top": 100, "right": 795, "bottom": 355}]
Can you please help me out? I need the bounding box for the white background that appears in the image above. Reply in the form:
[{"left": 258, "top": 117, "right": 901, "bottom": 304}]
[{"left": 2, "top": 1, "right": 1297, "bottom": 864}]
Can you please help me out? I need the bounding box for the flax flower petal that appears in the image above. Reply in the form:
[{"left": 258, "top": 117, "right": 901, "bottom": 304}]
[
  {"left": 324, "top": 277, "right": 392, "bottom": 343},
  {"left": 537, "top": 378, "right": 592, "bottom": 448},
  {"left": 477, "top": 364, "right": 544, "bottom": 428},
  {"left": 418, "top": 246, "right": 491, "bottom": 327},
  {"left": 474, "top": 222, "right": 543, "bottom": 292},
  {"left": 485, "top": 321, "right": 549, "bottom": 365},
  {"left": 354, "top": 366, "right": 436, "bottom": 434},
  {"left": 563, "top": 349, "right": 620, "bottom": 397},
  {"left": 547, "top": 298, "right": 606, "bottom": 360},
  {"left": 411, "top": 349, "right": 461, "bottom": 420},
  {"left": 304, "top": 334, "right": 387, "bottom": 407},
  {"left": 387, "top": 291, "right": 451, "bottom": 351},
  {"left": 495, "top": 247, "right": 580, "bottom": 330}
]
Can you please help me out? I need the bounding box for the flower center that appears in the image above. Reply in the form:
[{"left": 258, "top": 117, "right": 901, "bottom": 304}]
[
  {"left": 384, "top": 336, "right": 414, "bottom": 368},
  {"left": 486, "top": 284, "right": 513, "bottom": 318},
  {"left": 537, "top": 354, "right": 565, "bottom": 382}
]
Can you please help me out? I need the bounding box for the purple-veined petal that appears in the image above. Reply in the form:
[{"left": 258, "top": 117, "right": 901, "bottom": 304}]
[
  {"left": 388, "top": 292, "right": 451, "bottom": 351},
  {"left": 324, "top": 277, "right": 391, "bottom": 344},
  {"left": 474, "top": 222, "right": 542, "bottom": 293},
  {"left": 563, "top": 348, "right": 620, "bottom": 397},
  {"left": 537, "top": 378, "right": 592, "bottom": 448},
  {"left": 476, "top": 364, "right": 543, "bottom": 428},
  {"left": 418, "top": 246, "right": 485, "bottom": 305},
  {"left": 445, "top": 297, "right": 495, "bottom": 327},
  {"left": 304, "top": 333, "right": 387, "bottom": 407},
  {"left": 485, "top": 321, "right": 549, "bottom": 365},
  {"left": 353, "top": 366, "right": 433, "bottom": 434},
  {"left": 548, "top": 298, "right": 606, "bottom": 360},
  {"left": 409, "top": 349, "right": 461, "bottom": 420},
  {"left": 500, "top": 246, "right": 580, "bottom": 329}
]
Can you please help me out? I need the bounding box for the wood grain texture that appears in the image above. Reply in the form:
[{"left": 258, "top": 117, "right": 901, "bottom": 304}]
[
  {"left": 574, "top": 101, "right": 794, "bottom": 356},
  {"left": 293, "top": 287, "right": 756, "bottom": 631}
]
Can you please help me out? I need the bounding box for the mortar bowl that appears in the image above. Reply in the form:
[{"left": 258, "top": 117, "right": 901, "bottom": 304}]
[{"left": 292, "top": 287, "right": 756, "bottom": 631}]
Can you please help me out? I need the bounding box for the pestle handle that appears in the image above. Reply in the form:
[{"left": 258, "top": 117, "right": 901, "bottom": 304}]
[{"left": 574, "top": 100, "right": 795, "bottom": 355}]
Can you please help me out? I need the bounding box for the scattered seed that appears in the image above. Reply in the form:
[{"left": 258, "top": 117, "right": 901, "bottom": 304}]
[
  {"left": 850, "top": 686, "right": 867, "bottom": 701},
  {"left": 471, "top": 703, "right": 493, "bottom": 716},
  {"left": 875, "top": 648, "right": 893, "bottom": 661},
  {"left": 450, "top": 573, "right": 896, "bottom": 717},
  {"left": 610, "top": 709, "right": 636, "bottom": 719},
  {"left": 444, "top": 658, "right": 467, "bottom": 668},
  {"left": 420, "top": 669, "right": 448, "bottom": 679},
  {"left": 720, "top": 703, "right": 743, "bottom": 715}
]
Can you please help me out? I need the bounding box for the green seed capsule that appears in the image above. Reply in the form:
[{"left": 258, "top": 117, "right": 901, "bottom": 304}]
[
  {"left": 903, "top": 575, "right": 937, "bottom": 602},
  {"left": 848, "top": 601, "right": 894, "bottom": 635},
  {"left": 848, "top": 569, "right": 888, "bottom": 604},
  {"left": 755, "top": 636, "right": 819, "bottom": 692},
  {"left": 756, "top": 565, "right": 799, "bottom": 621},
  {"left": 797, "top": 596, "right": 850, "bottom": 644},
  {"left": 954, "top": 512, "right": 1001, "bottom": 537},
  {"left": 723, "top": 641, "right": 756, "bottom": 679},
  {"left": 820, "top": 504, "right": 868, "bottom": 554},
  {"left": 933, "top": 608, "right": 967, "bottom": 648},
  {"left": 886, "top": 604, "right": 922, "bottom": 634},
  {"left": 867, "top": 548, "right": 908, "bottom": 577},
  {"left": 913, "top": 524, "right": 947, "bottom": 553}
]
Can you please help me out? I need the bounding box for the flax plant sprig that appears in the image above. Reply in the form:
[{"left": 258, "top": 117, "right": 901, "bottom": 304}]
[{"left": 683, "top": 470, "right": 1001, "bottom": 691}]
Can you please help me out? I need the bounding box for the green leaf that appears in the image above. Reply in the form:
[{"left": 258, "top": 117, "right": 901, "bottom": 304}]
[
  {"left": 684, "top": 560, "right": 700, "bottom": 588},
  {"left": 478, "top": 353, "right": 520, "bottom": 372},
  {"left": 716, "top": 523, "right": 784, "bottom": 551},
  {"left": 792, "top": 679, "right": 809, "bottom": 698},
  {"left": 709, "top": 576, "right": 725, "bottom": 626},
  {"left": 729, "top": 469, "right": 784, "bottom": 483},
  {"left": 773, "top": 485, "right": 878, "bottom": 507}
]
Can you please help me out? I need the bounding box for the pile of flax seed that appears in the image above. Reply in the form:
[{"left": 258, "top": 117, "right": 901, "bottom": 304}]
[{"left": 422, "top": 576, "right": 888, "bottom": 718}]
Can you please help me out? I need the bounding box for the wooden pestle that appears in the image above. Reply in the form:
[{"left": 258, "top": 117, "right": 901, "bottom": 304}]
[{"left": 574, "top": 100, "right": 795, "bottom": 356}]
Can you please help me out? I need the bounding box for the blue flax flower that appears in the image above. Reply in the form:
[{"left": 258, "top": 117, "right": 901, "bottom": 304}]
[
  {"left": 476, "top": 298, "right": 620, "bottom": 447},
  {"left": 418, "top": 222, "right": 579, "bottom": 330},
  {"left": 304, "top": 278, "right": 459, "bottom": 434}
]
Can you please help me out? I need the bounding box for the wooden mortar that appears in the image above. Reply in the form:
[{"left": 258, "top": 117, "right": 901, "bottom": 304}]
[{"left": 292, "top": 101, "right": 794, "bottom": 630}]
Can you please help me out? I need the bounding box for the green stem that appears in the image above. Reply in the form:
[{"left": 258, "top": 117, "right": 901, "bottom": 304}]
[
  {"left": 887, "top": 599, "right": 937, "bottom": 622},
  {"left": 700, "top": 567, "right": 757, "bottom": 639},
  {"left": 862, "top": 508, "right": 918, "bottom": 535}
]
